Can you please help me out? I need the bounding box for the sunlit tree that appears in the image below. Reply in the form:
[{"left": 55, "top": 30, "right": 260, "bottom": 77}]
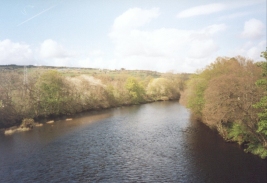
[
  {"left": 125, "top": 77, "right": 145, "bottom": 104},
  {"left": 253, "top": 49, "right": 267, "bottom": 148}
]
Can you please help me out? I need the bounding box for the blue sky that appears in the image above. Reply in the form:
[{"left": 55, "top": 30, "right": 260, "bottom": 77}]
[{"left": 0, "top": 0, "right": 266, "bottom": 73}]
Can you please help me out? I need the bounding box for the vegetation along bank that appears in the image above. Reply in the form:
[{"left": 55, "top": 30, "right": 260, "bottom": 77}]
[
  {"left": 0, "top": 67, "right": 187, "bottom": 130},
  {"left": 2, "top": 50, "right": 267, "bottom": 159},
  {"left": 181, "top": 50, "right": 267, "bottom": 159}
]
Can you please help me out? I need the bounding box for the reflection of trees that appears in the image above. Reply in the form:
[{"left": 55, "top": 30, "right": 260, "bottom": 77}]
[
  {"left": 183, "top": 56, "right": 267, "bottom": 157},
  {"left": 183, "top": 118, "right": 267, "bottom": 183}
]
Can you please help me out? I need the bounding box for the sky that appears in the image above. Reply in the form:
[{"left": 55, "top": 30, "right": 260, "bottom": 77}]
[{"left": 0, "top": 0, "right": 266, "bottom": 73}]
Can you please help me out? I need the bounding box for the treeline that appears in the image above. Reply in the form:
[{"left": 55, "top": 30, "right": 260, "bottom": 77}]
[
  {"left": 181, "top": 50, "right": 267, "bottom": 158},
  {"left": 0, "top": 69, "right": 185, "bottom": 129}
]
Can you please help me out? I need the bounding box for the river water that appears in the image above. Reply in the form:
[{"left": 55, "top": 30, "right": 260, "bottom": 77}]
[{"left": 0, "top": 101, "right": 266, "bottom": 182}]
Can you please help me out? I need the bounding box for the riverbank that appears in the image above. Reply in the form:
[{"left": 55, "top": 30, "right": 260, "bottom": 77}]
[
  {"left": 0, "top": 68, "right": 185, "bottom": 129},
  {"left": 1, "top": 101, "right": 266, "bottom": 183},
  {"left": 1, "top": 98, "right": 179, "bottom": 135},
  {"left": 180, "top": 55, "right": 267, "bottom": 159}
]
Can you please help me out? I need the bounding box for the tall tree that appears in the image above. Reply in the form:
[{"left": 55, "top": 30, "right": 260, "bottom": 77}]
[
  {"left": 253, "top": 49, "right": 267, "bottom": 147},
  {"left": 125, "top": 77, "right": 145, "bottom": 104},
  {"left": 33, "top": 70, "right": 70, "bottom": 116}
]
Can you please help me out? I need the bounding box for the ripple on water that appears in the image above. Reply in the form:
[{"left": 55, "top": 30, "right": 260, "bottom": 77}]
[{"left": 0, "top": 102, "right": 266, "bottom": 183}]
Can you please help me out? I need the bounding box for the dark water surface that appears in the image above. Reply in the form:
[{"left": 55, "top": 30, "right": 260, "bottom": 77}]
[{"left": 0, "top": 101, "right": 266, "bottom": 182}]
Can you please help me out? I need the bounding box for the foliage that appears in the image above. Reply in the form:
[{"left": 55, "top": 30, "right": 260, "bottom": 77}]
[
  {"left": 125, "top": 77, "right": 145, "bottom": 104},
  {"left": 105, "top": 85, "right": 118, "bottom": 107},
  {"left": 33, "top": 70, "right": 72, "bottom": 116},
  {"left": 0, "top": 68, "right": 183, "bottom": 129},
  {"left": 253, "top": 48, "right": 267, "bottom": 147},
  {"left": 0, "top": 71, "right": 23, "bottom": 127},
  {"left": 186, "top": 77, "right": 207, "bottom": 119},
  {"left": 245, "top": 142, "right": 267, "bottom": 159},
  {"left": 183, "top": 53, "right": 267, "bottom": 158},
  {"left": 227, "top": 122, "right": 249, "bottom": 145},
  {"left": 146, "top": 78, "right": 180, "bottom": 101}
]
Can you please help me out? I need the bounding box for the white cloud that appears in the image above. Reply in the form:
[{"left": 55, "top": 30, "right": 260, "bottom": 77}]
[
  {"left": 108, "top": 54, "right": 218, "bottom": 73},
  {"left": 177, "top": 3, "right": 225, "bottom": 18},
  {"left": 37, "top": 39, "right": 77, "bottom": 67},
  {"left": 232, "top": 40, "right": 266, "bottom": 61},
  {"left": 183, "top": 56, "right": 217, "bottom": 73},
  {"left": 201, "top": 24, "right": 227, "bottom": 35},
  {"left": 219, "top": 12, "right": 251, "bottom": 20},
  {"left": 76, "top": 57, "right": 91, "bottom": 68},
  {"left": 189, "top": 24, "right": 227, "bottom": 40},
  {"left": 188, "top": 39, "right": 219, "bottom": 59},
  {"left": 52, "top": 58, "right": 73, "bottom": 67},
  {"left": 111, "top": 28, "right": 192, "bottom": 58},
  {"left": 247, "top": 41, "right": 266, "bottom": 60},
  {"left": 0, "top": 39, "right": 34, "bottom": 65},
  {"left": 230, "top": 0, "right": 266, "bottom": 9},
  {"left": 75, "top": 49, "right": 108, "bottom": 69},
  {"left": 88, "top": 50, "right": 104, "bottom": 56},
  {"left": 106, "top": 56, "right": 179, "bottom": 72},
  {"left": 77, "top": 57, "right": 113, "bottom": 69},
  {"left": 40, "top": 39, "right": 71, "bottom": 59},
  {"left": 240, "top": 19, "right": 265, "bottom": 39},
  {"left": 109, "top": 8, "right": 227, "bottom": 72},
  {"left": 177, "top": 1, "right": 265, "bottom": 19},
  {"left": 110, "top": 7, "right": 160, "bottom": 37}
]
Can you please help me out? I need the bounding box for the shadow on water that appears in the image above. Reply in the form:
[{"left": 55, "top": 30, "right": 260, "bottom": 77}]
[
  {"left": 183, "top": 118, "right": 267, "bottom": 183},
  {"left": 0, "top": 101, "right": 266, "bottom": 182}
]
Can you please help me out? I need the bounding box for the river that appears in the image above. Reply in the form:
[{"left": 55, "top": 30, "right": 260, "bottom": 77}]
[{"left": 0, "top": 101, "right": 266, "bottom": 182}]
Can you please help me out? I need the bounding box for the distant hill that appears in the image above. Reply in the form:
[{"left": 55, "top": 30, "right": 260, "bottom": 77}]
[{"left": 0, "top": 64, "right": 192, "bottom": 79}]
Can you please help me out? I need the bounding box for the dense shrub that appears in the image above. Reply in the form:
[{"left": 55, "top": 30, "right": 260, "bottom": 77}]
[
  {"left": 183, "top": 53, "right": 267, "bottom": 158},
  {"left": 0, "top": 69, "right": 183, "bottom": 128}
]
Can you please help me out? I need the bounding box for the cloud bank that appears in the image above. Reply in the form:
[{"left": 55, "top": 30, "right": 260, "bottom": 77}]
[
  {"left": 40, "top": 39, "right": 70, "bottom": 59},
  {"left": 240, "top": 18, "right": 265, "bottom": 39},
  {"left": 0, "top": 4, "right": 265, "bottom": 73},
  {"left": 0, "top": 39, "right": 34, "bottom": 65},
  {"left": 109, "top": 8, "right": 227, "bottom": 72}
]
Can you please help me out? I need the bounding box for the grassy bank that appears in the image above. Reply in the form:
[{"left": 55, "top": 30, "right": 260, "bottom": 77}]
[{"left": 0, "top": 66, "right": 187, "bottom": 129}]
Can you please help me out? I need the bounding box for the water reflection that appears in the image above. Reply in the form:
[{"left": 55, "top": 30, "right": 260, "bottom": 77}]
[
  {"left": 0, "top": 101, "right": 266, "bottom": 182},
  {"left": 183, "top": 119, "right": 267, "bottom": 183}
]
